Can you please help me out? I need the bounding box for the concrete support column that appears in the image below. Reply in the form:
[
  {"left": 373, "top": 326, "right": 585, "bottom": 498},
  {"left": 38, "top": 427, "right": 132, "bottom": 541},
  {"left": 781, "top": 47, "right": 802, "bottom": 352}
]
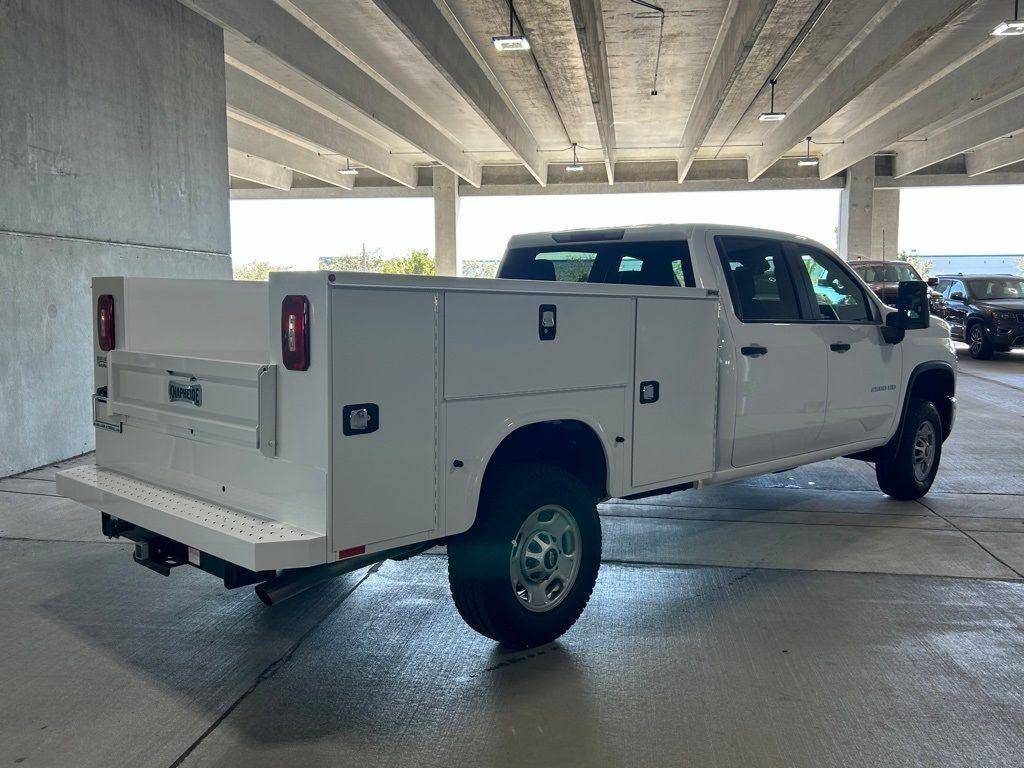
[
  {"left": 433, "top": 167, "right": 459, "bottom": 276},
  {"left": 837, "top": 157, "right": 874, "bottom": 261},
  {"left": 0, "top": 0, "right": 230, "bottom": 477},
  {"left": 871, "top": 188, "right": 900, "bottom": 261}
]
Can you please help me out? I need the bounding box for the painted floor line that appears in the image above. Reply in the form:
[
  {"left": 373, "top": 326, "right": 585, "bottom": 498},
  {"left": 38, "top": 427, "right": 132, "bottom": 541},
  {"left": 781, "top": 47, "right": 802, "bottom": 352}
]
[
  {"left": 916, "top": 498, "right": 1024, "bottom": 580},
  {"left": 598, "top": 510, "right": 949, "bottom": 531}
]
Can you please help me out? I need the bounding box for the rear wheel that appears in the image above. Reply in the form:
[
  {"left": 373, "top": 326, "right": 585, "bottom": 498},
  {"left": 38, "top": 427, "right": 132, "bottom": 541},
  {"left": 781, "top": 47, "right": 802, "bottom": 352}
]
[
  {"left": 967, "top": 322, "right": 993, "bottom": 359},
  {"left": 875, "top": 398, "right": 942, "bottom": 500},
  {"left": 447, "top": 464, "right": 601, "bottom": 649}
]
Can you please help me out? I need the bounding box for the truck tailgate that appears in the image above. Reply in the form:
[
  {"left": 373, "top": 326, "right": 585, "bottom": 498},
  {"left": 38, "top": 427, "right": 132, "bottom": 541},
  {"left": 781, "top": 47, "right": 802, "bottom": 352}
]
[
  {"left": 57, "top": 466, "right": 325, "bottom": 571},
  {"left": 104, "top": 350, "right": 276, "bottom": 455}
]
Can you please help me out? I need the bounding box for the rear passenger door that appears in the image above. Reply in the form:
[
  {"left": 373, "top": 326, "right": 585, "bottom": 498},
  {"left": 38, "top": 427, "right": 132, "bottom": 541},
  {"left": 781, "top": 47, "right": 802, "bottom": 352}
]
[
  {"left": 787, "top": 244, "right": 901, "bottom": 448},
  {"left": 713, "top": 236, "right": 828, "bottom": 467}
]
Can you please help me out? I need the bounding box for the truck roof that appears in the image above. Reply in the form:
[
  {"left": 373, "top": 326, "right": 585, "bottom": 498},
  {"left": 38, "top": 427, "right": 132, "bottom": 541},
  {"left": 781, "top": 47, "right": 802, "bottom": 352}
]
[{"left": 505, "top": 223, "right": 828, "bottom": 251}]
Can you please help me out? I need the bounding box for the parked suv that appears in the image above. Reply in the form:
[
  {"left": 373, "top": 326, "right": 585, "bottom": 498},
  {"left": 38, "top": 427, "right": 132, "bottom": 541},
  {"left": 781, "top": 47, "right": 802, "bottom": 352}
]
[
  {"left": 934, "top": 274, "right": 1024, "bottom": 359},
  {"left": 849, "top": 260, "right": 944, "bottom": 314}
]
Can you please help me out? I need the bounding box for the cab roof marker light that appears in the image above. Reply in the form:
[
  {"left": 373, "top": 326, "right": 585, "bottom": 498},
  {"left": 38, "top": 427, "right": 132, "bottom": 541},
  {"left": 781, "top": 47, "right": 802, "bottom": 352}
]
[
  {"left": 493, "top": 2, "right": 530, "bottom": 50},
  {"left": 758, "top": 78, "right": 787, "bottom": 122},
  {"left": 992, "top": 0, "right": 1024, "bottom": 35}
]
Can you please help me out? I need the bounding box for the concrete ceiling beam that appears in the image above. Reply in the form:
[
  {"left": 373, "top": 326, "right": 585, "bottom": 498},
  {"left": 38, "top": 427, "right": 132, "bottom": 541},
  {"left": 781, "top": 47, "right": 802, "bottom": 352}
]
[
  {"left": 676, "top": 0, "right": 777, "bottom": 182},
  {"left": 819, "top": 39, "right": 1024, "bottom": 179},
  {"left": 569, "top": 0, "right": 616, "bottom": 184},
  {"left": 179, "top": 0, "right": 482, "bottom": 186},
  {"left": 224, "top": 63, "right": 418, "bottom": 188},
  {"left": 895, "top": 90, "right": 1024, "bottom": 178},
  {"left": 227, "top": 148, "right": 293, "bottom": 190},
  {"left": 965, "top": 133, "right": 1024, "bottom": 177},
  {"left": 746, "top": 0, "right": 977, "bottom": 182},
  {"left": 366, "top": 0, "right": 547, "bottom": 185},
  {"left": 226, "top": 118, "right": 355, "bottom": 189}
]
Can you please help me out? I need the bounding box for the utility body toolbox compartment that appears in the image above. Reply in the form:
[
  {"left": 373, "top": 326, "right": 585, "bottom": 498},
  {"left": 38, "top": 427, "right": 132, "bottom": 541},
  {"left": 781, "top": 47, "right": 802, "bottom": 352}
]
[{"left": 59, "top": 271, "right": 720, "bottom": 577}]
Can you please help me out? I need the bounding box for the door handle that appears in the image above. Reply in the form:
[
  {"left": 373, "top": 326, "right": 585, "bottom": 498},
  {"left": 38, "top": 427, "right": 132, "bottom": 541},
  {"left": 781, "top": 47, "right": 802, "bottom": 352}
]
[
  {"left": 830, "top": 342, "right": 851, "bottom": 353},
  {"left": 740, "top": 345, "right": 767, "bottom": 357}
]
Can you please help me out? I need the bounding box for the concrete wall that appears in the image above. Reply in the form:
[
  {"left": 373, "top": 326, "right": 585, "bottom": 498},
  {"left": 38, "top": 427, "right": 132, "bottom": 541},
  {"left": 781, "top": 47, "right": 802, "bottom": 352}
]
[{"left": 0, "top": 0, "right": 232, "bottom": 476}]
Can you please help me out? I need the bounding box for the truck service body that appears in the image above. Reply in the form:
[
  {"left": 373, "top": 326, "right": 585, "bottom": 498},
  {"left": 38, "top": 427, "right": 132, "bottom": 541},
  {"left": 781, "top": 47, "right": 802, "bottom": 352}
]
[{"left": 58, "top": 224, "right": 956, "bottom": 647}]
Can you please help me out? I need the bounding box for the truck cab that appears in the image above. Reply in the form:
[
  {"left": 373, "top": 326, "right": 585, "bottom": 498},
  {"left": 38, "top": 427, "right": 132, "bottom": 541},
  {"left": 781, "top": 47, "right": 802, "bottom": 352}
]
[
  {"left": 58, "top": 224, "right": 955, "bottom": 650},
  {"left": 498, "top": 224, "right": 955, "bottom": 474}
]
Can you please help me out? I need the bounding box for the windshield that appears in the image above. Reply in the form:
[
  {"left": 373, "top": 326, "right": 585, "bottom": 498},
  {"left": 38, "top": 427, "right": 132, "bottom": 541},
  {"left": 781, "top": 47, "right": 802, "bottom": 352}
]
[
  {"left": 851, "top": 263, "right": 920, "bottom": 283},
  {"left": 966, "top": 278, "right": 1024, "bottom": 300}
]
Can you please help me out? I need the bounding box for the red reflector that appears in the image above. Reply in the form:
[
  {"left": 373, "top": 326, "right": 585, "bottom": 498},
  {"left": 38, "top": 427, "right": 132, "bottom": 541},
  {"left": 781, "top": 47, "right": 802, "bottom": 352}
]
[
  {"left": 97, "top": 294, "right": 115, "bottom": 352},
  {"left": 281, "top": 295, "right": 310, "bottom": 370},
  {"left": 338, "top": 545, "right": 366, "bottom": 559}
]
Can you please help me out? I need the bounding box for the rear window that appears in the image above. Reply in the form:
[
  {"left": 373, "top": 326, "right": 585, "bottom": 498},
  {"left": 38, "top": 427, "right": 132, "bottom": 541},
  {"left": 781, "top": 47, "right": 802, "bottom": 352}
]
[{"left": 499, "top": 240, "right": 695, "bottom": 288}]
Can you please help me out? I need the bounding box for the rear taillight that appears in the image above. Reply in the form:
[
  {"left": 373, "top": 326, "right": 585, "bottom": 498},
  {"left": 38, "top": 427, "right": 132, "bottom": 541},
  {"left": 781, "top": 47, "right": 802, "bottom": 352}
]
[
  {"left": 281, "top": 295, "right": 310, "bottom": 370},
  {"left": 97, "top": 294, "right": 115, "bottom": 351}
]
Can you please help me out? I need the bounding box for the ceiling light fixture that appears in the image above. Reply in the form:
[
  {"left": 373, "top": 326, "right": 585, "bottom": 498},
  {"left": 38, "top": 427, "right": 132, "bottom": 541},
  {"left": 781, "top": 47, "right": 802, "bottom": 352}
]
[
  {"left": 797, "top": 136, "right": 819, "bottom": 167},
  {"left": 992, "top": 0, "right": 1024, "bottom": 35},
  {"left": 493, "top": 1, "right": 530, "bottom": 51},
  {"left": 566, "top": 143, "right": 584, "bottom": 172},
  {"left": 758, "top": 78, "right": 787, "bottom": 122},
  {"left": 338, "top": 158, "right": 359, "bottom": 176}
]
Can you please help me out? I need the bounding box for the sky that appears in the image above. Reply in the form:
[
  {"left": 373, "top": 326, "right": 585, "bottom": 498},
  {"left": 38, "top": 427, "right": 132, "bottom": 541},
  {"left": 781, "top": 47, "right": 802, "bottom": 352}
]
[{"left": 229, "top": 185, "right": 1024, "bottom": 271}]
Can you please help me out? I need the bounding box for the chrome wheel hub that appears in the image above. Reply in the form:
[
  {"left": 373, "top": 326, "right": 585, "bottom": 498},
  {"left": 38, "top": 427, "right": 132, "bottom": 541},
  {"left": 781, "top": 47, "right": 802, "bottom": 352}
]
[
  {"left": 912, "top": 421, "right": 936, "bottom": 482},
  {"left": 510, "top": 505, "right": 581, "bottom": 613}
]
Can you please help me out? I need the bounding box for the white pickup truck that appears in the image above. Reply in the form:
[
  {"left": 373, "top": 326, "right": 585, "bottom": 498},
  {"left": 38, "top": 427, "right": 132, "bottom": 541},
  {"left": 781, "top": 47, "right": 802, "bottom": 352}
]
[{"left": 58, "top": 224, "right": 956, "bottom": 648}]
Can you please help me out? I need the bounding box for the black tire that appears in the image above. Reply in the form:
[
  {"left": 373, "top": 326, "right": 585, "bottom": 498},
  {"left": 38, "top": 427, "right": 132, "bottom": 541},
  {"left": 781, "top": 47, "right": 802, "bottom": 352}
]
[
  {"left": 447, "top": 463, "right": 601, "bottom": 649},
  {"left": 875, "top": 398, "right": 942, "bottom": 501},
  {"left": 967, "top": 322, "right": 994, "bottom": 360}
]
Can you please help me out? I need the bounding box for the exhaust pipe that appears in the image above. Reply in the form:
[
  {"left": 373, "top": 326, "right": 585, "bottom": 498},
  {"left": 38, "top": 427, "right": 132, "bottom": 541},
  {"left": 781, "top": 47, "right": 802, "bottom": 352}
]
[{"left": 255, "top": 543, "right": 430, "bottom": 606}]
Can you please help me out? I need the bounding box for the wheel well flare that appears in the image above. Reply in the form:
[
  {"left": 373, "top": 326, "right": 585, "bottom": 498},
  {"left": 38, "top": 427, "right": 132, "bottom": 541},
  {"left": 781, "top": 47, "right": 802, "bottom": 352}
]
[
  {"left": 910, "top": 367, "right": 955, "bottom": 439},
  {"left": 483, "top": 421, "right": 609, "bottom": 501}
]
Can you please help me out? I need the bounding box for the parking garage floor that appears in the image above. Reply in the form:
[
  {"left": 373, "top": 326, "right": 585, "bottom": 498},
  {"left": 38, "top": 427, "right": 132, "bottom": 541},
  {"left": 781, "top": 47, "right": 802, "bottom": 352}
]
[{"left": 3, "top": 348, "right": 1023, "bottom": 768}]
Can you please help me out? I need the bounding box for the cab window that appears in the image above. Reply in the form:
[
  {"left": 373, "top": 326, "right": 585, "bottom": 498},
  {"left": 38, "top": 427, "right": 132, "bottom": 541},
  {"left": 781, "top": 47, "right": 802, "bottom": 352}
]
[
  {"left": 715, "top": 236, "right": 801, "bottom": 321},
  {"left": 500, "top": 241, "right": 695, "bottom": 287},
  {"left": 793, "top": 247, "right": 874, "bottom": 323}
]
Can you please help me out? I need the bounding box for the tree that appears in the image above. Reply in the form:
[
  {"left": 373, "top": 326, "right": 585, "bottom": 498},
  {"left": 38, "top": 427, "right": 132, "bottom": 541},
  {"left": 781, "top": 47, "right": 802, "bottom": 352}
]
[
  {"left": 319, "top": 247, "right": 435, "bottom": 275},
  {"left": 380, "top": 248, "right": 435, "bottom": 276},
  {"left": 1017, "top": 255, "right": 1024, "bottom": 276},
  {"left": 233, "top": 260, "right": 290, "bottom": 281},
  {"left": 900, "top": 249, "right": 933, "bottom": 278},
  {"left": 463, "top": 260, "right": 500, "bottom": 279}
]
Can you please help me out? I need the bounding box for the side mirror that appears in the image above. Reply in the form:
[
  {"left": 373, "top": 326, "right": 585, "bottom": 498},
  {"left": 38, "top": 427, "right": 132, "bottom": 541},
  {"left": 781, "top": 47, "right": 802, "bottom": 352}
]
[
  {"left": 949, "top": 291, "right": 966, "bottom": 302},
  {"left": 927, "top": 276, "right": 939, "bottom": 287},
  {"left": 897, "top": 280, "right": 930, "bottom": 329},
  {"left": 881, "top": 280, "right": 929, "bottom": 344}
]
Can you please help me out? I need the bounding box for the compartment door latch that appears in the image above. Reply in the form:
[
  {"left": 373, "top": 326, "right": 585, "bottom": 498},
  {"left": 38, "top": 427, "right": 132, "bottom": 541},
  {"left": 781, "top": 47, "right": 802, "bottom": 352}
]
[
  {"left": 343, "top": 403, "right": 380, "bottom": 436},
  {"left": 639, "top": 380, "right": 660, "bottom": 404},
  {"left": 539, "top": 304, "right": 557, "bottom": 340}
]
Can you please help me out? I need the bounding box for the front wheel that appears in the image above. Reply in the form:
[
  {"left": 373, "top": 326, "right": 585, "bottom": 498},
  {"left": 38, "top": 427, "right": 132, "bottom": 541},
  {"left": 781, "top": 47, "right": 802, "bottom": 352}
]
[
  {"left": 875, "top": 398, "right": 942, "bottom": 500},
  {"left": 967, "top": 323, "right": 994, "bottom": 359},
  {"left": 447, "top": 464, "right": 601, "bottom": 649}
]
